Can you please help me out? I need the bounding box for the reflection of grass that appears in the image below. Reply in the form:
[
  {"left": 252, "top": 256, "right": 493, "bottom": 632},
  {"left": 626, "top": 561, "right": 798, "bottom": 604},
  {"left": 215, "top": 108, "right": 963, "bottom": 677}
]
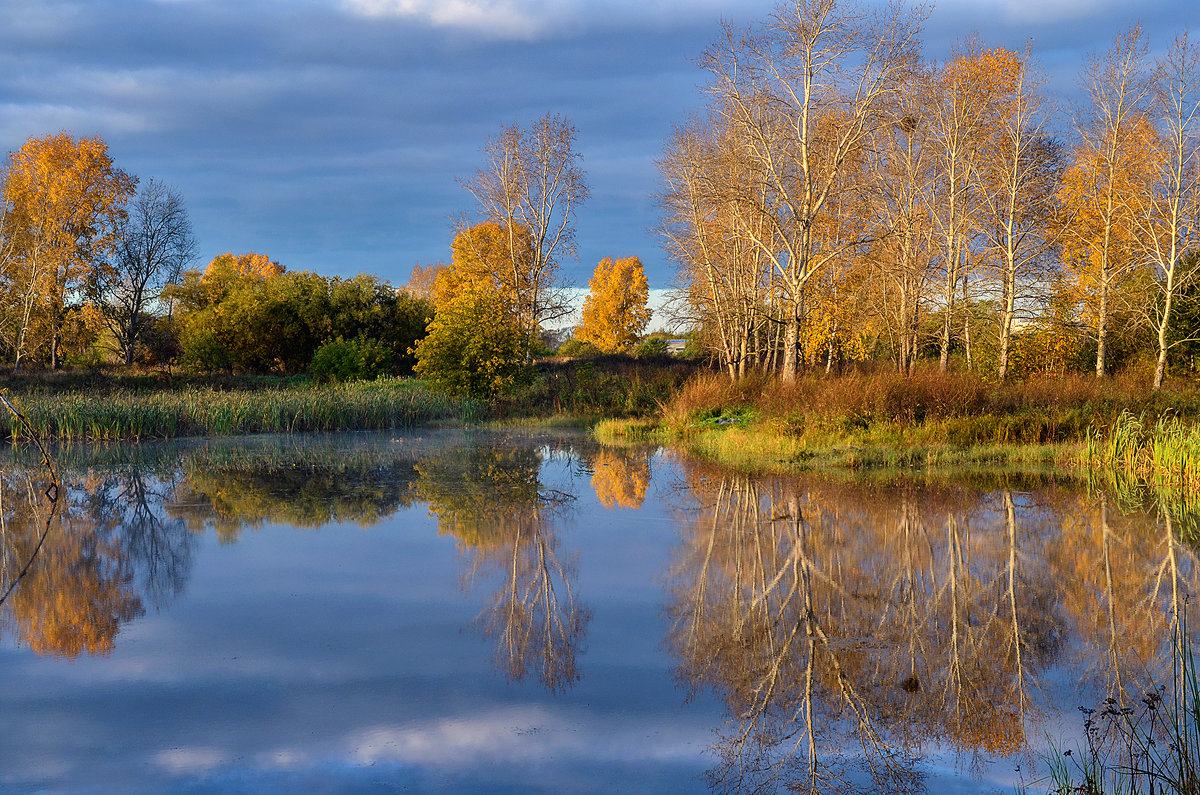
[
  {"left": 1039, "top": 619, "right": 1200, "bottom": 795},
  {"left": 3, "top": 378, "right": 473, "bottom": 441},
  {"left": 596, "top": 416, "right": 1073, "bottom": 472}
]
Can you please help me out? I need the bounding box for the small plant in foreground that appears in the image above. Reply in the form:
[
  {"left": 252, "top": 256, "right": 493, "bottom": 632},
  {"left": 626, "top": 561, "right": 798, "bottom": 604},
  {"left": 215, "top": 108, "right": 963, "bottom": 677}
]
[{"left": 1038, "top": 616, "right": 1200, "bottom": 794}]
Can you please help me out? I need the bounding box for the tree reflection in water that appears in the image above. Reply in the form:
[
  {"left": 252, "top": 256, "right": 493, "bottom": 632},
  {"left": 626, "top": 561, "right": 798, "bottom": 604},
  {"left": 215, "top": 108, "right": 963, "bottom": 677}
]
[
  {"left": 665, "top": 462, "right": 1200, "bottom": 794},
  {"left": 411, "top": 439, "right": 590, "bottom": 693},
  {"left": 3, "top": 431, "right": 1197, "bottom": 792},
  {"left": 0, "top": 433, "right": 594, "bottom": 682},
  {"left": 590, "top": 447, "right": 652, "bottom": 509},
  {"left": 0, "top": 470, "right": 143, "bottom": 658}
]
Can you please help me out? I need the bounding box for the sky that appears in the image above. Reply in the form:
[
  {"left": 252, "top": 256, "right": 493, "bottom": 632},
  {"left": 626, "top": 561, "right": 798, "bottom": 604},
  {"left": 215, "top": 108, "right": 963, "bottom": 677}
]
[{"left": 0, "top": 0, "right": 1195, "bottom": 318}]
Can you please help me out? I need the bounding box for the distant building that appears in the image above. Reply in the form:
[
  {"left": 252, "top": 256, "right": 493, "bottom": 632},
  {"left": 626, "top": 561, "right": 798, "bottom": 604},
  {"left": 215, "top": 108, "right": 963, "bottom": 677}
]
[{"left": 666, "top": 339, "right": 687, "bottom": 355}]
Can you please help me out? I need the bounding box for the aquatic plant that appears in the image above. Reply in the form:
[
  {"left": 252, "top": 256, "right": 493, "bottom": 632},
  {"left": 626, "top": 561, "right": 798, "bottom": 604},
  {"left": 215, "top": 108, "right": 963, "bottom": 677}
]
[
  {"left": 1, "top": 378, "right": 471, "bottom": 441},
  {"left": 1039, "top": 618, "right": 1200, "bottom": 794}
]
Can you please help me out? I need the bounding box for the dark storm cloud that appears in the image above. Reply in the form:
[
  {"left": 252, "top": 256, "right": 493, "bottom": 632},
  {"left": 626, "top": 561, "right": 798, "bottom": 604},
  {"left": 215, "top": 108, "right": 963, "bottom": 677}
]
[{"left": 0, "top": 0, "right": 1194, "bottom": 290}]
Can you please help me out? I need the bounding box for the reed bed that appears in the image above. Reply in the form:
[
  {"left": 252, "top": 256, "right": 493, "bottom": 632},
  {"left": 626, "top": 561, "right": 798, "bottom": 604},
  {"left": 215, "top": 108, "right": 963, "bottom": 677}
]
[
  {"left": 1084, "top": 410, "right": 1200, "bottom": 491},
  {"left": 1, "top": 378, "right": 472, "bottom": 442}
]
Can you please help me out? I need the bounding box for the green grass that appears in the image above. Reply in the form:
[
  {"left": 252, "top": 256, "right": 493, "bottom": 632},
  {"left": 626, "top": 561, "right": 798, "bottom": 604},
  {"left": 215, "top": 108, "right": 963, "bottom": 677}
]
[
  {"left": 1083, "top": 410, "right": 1200, "bottom": 491},
  {"left": 0, "top": 377, "right": 473, "bottom": 441}
]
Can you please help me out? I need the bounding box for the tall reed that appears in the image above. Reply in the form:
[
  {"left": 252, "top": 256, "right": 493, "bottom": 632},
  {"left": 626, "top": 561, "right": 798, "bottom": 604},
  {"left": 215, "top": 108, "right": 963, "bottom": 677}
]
[
  {"left": 1, "top": 378, "right": 470, "bottom": 442},
  {"left": 1042, "top": 617, "right": 1200, "bottom": 794},
  {"left": 1084, "top": 410, "right": 1200, "bottom": 491}
]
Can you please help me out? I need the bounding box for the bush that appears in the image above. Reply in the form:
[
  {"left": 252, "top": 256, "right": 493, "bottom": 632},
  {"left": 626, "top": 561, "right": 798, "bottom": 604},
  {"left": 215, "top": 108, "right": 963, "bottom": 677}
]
[
  {"left": 179, "top": 326, "right": 231, "bottom": 373},
  {"left": 634, "top": 338, "right": 669, "bottom": 358},
  {"left": 309, "top": 337, "right": 394, "bottom": 383},
  {"left": 557, "top": 338, "right": 602, "bottom": 358},
  {"left": 413, "top": 291, "right": 527, "bottom": 400}
]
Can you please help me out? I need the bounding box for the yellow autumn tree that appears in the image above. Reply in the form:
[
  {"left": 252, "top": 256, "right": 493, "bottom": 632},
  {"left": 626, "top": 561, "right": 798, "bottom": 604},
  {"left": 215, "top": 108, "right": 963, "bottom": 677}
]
[
  {"left": 2, "top": 133, "right": 136, "bottom": 370},
  {"left": 576, "top": 256, "right": 651, "bottom": 353},
  {"left": 204, "top": 251, "right": 284, "bottom": 282},
  {"left": 1058, "top": 114, "right": 1160, "bottom": 369},
  {"left": 435, "top": 221, "right": 536, "bottom": 321}
]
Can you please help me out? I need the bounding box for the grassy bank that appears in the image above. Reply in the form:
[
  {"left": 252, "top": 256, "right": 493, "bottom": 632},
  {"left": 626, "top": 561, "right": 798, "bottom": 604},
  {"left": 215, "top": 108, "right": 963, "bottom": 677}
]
[
  {"left": 0, "top": 355, "right": 700, "bottom": 441},
  {"left": 595, "top": 369, "right": 1200, "bottom": 475},
  {"left": 491, "top": 354, "right": 704, "bottom": 421},
  {"left": 0, "top": 377, "right": 473, "bottom": 441}
]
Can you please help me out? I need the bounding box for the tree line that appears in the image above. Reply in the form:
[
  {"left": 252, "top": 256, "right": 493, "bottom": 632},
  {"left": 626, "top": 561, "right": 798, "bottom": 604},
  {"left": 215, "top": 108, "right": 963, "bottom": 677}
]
[
  {"left": 0, "top": 133, "right": 434, "bottom": 378},
  {"left": 0, "top": 122, "right": 653, "bottom": 388},
  {"left": 660, "top": 1, "right": 1200, "bottom": 388}
]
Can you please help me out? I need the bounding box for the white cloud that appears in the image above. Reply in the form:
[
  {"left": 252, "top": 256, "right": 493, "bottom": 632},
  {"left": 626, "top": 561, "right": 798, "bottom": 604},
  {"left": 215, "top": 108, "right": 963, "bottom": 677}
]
[
  {"left": 348, "top": 706, "right": 708, "bottom": 766},
  {"left": 338, "top": 0, "right": 767, "bottom": 40},
  {"left": 341, "top": 0, "right": 544, "bottom": 38},
  {"left": 153, "top": 746, "right": 228, "bottom": 774}
]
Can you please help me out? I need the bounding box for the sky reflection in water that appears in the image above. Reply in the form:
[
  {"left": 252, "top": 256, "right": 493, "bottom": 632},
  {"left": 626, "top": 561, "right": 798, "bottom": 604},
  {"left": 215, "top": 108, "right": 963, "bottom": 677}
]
[{"left": 0, "top": 430, "right": 1194, "bottom": 793}]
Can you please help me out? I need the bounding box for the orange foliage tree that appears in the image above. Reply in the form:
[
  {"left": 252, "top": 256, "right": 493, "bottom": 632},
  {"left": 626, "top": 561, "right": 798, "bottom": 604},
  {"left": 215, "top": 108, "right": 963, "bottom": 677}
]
[
  {"left": 575, "top": 256, "right": 651, "bottom": 353},
  {"left": 1058, "top": 115, "right": 1160, "bottom": 372},
  {"left": 436, "top": 221, "right": 536, "bottom": 320},
  {"left": 2, "top": 133, "right": 136, "bottom": 370}
]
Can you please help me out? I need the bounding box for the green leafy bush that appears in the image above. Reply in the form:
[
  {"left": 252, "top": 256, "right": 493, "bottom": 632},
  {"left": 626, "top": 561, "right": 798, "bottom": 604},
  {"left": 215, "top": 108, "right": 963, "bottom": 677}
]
[
  {"left": 413, "top": 291, "right": 527, "bottom": 400},
  {"left": 634, "top": 337, "right": 669, "bottom": 358},
  {"left": 557, "top": 338, "right": 602, "bottom": 358},
  {"left": 309, "top": 337, "right": 394, "bottom": 383}
]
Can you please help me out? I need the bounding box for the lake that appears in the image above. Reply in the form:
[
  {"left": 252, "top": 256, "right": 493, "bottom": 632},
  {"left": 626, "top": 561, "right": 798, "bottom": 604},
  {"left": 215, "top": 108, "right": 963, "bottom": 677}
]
[{"left": 0, "top": 429, "right": 1194, "bottom": 793}]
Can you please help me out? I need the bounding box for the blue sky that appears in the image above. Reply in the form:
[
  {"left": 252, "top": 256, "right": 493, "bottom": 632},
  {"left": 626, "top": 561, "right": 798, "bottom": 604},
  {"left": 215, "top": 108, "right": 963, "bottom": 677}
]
[{"left": 0, "top": 0, "right": 1193, "bottom": 299}]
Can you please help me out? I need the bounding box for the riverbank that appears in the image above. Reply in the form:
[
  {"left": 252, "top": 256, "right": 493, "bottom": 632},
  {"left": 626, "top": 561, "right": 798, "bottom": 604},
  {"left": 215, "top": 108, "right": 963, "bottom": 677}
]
[{"left": 594, "top": 369, "right": 1200, "bottom": 485}]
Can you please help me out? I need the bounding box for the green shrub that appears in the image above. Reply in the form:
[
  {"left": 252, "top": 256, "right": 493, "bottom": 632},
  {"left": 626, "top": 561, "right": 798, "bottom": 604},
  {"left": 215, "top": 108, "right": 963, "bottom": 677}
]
[
  {"left": 557, "top": 338, "right": 602, "bottom": 358},
  {"left": 309, "top": 337, "right": 394, "bottom": 383},
  {"left": 179, "top": 326, "right": 231, "bottom": 373},
  {"left": 412, "top": 291, "right": 527, "bottom": 400},
  {"left": 634, "top": 338, "right": 669, "bottom": 358}
]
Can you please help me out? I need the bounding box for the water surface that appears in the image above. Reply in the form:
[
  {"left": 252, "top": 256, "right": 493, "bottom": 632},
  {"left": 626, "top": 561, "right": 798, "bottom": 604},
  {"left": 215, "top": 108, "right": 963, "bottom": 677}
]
[{"left": 0, "top": 430, "right": 1194, "bottom": 793}]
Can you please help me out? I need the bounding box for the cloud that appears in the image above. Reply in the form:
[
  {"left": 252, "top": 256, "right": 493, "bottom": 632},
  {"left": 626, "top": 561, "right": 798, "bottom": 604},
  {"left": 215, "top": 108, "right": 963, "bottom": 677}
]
[
  {"left": 348, "top": 707, "right": 710, "bottom": 767},
  {"left": 339, "top": 0, "right": 764, "bottom": 40},
  {"left": 343, "top": 0, "right": 543, "bottom": 38},
  {"left": 934, "top": 0, "right": 1121, "bottom": 26},
  {"left": 153, "top": 746, "right": 228, "bottom": 774}
]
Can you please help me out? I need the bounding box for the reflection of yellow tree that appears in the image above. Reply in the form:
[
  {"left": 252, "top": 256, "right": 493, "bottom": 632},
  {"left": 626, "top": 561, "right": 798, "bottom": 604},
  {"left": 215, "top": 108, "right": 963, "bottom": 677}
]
[
  {"left": 411, "top": 440, "right": 590, "bottom": 692},
  {"left": 1, "top": 474, "right": 142, "bottom": 658},
  {"left": 590, "top": 449, "right": 650, "bottom": 509},
  {"left": 667, "top": 470, "right": 919, "bottom": 793},
  {"left": 1049, "top": 490, "right": 1197, "bottom": 699}
]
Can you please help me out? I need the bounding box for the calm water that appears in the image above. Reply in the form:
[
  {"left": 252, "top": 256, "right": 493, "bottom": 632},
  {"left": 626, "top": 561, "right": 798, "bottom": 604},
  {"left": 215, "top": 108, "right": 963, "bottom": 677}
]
[{"left": 0, "top": 429, "right": 1194, "bottom": 793}]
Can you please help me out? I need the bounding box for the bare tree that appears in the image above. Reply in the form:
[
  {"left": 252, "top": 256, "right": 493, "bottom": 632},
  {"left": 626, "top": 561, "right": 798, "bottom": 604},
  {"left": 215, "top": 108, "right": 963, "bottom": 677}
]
[
  {"left": 975, "top": 50, "right": 1063, "bottom": 380},
  {"left": 90, "top": 180, "right": 196, "bottom": 365},
  {"left": 702, "top": 0, "right": 926, "bottom": 381},
  {"left": 462, "top": 113, "right": 588, "bottom": 346},
  {"left": 1136, "top": 32, "right": 1200, "bottom": 390},
  {"left": 660, "top": 115, "right": 780, "bottom": 379},
  {"left": 865, "top": 67, "right": 937, "bottom": 374}
]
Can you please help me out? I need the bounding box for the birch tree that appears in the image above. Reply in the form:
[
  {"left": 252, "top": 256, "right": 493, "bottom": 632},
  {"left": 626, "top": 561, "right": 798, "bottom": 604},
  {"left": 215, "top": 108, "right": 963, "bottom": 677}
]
[
  {"left": 1137, "top": 32, "right": 1200, "bottom": 389},
  {"left": 974, "top": 50, "right": 1063, "bottom": 379},
  {"left": 2, "top": 133, "right": 136, "bottom": 370},
  {"left": 1068, "top": 26, "right": 1152, "bottom": 377},
  {"left": 701, "top": 0, "right": 925, "bottom": 381},
  {"left": 462, "top": 113, "right": 588, "bottom": 349}
]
